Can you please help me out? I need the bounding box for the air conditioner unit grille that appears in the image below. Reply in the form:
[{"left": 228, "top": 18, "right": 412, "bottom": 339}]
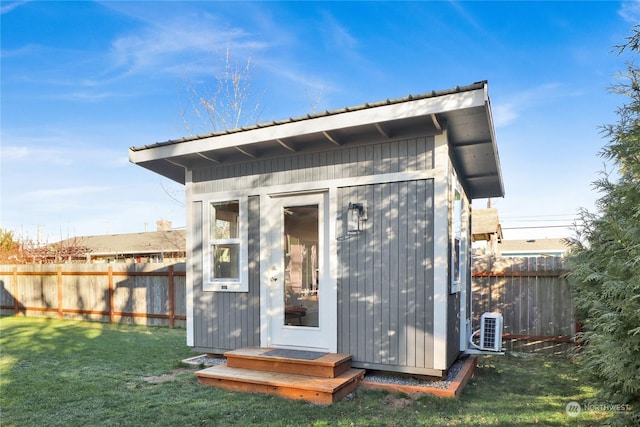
[
  {"left": 482, "top": 317, "right": 498, "bottom": 349},
  {"left": 478, "top": 312, "right": 503, "bottom": 352}
]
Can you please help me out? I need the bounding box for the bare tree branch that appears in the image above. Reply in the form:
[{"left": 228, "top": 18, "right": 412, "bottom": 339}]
[{"left": 180, "top": 47, "right": 264, "bottom": 135}]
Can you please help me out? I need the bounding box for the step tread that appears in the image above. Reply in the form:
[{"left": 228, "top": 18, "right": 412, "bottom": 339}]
[
  {"left": 196, "top": 365, "right": 365, "bottom": 393},
  {"left": 224, "top": 347, "right": 352, "bottom": 367}
]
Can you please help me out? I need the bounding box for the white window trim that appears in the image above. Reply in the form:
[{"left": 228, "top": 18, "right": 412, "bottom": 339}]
[{"left": 203, "top": 197, "right": 249, "bottom": 292}]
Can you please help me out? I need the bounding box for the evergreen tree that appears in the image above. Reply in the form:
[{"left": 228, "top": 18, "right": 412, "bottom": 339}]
[{"left": 567, "top": 25, "right": 640, "bottom": 426}]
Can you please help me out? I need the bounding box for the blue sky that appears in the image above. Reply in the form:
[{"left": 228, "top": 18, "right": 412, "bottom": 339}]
[{"left": 1, "top": 0, "right": 638, "bottom": 243}]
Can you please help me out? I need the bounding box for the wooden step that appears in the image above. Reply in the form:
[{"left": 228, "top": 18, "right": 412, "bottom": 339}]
[
  {"left": 224, "top": 347, "right": 353, "bottom": 378},
  {"left": 195, "top": 364, "right": 365, "bottom": 404}
]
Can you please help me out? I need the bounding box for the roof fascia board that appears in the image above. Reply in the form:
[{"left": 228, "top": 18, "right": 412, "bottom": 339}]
[
  {"left": 129, "top": 88, "right": 486, "bottom": 164},
  {"left": 482, "top": 84, "right": 505, "bottom": 197}
]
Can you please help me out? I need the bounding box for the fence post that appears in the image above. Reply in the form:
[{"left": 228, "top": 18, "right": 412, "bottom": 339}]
[
  {"left": 168, "top": 265, "right": 175, "bottom": 328},
  {"left": 57, "top": 266, "right": 63, "bottom": 319},
  {"left": 13, "top": 266, "right": 19, "bottom": 315},
  {"left": 108, "top": 266, "right": 114, "bottom": 324}
]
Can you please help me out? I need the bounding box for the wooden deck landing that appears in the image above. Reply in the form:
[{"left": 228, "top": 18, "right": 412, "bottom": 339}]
[
  {"left": 224, "top": 347, "right": 353, "bottom": 378},
  {"left": 195, "top": 347, "right": 365, "bottom": 404}
]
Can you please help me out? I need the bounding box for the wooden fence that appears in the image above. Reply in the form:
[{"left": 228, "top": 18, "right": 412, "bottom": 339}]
[
  {"left": 0, "top": 263, "right": 186, "bottom": 327},
  {"left": 472, "top": 256, "right": 575, "bottom": 354},
  {"left": 1, "top": 257, "right": 576, "bottom": 353}
]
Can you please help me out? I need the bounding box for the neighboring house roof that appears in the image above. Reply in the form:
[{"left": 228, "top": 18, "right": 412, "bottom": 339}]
[
  {"left": 129, "top": 81, "right": 504, "bottom": 200},
  {"left": 498, "top": 238, "right": 570, "bottom": 257},
  {"left": 55, "top": 230, "right": 186, "bottom": 257},
  {"left": 471, "top": 208, "right": 503, "bottom": 242}
]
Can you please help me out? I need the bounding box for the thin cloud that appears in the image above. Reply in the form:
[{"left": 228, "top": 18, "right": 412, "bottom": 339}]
[
  {"left": 1, "top": 145, "right": 29, "bottom": 161},
  {"left": 23, "top": 185, "right": 114, "bottom": 200},
  {"left": 447, "top": 0, "right": 485, "bottom": 33},
  {"left": 0, "top": 43, "right": 42, "bottom": 59},
  {"left": 314, "top": 11, "right": 385, "bottom": 89},
  {"left": 1, "top": 130, "right": 127, "bottom": 167},
  {"left": 492, "top": 83, "right": 579, "bottom": 128},
  {"left": 320, "top": 11, "right": 359, "bottom": 52},
  {"left": 268, "top": 66, "right": 335, "bottom": 93},
  {"left": 65, "top": 90, "right": 132, "bottom": 102},
  {"left": 0, "top": 0, "right": 30, "bottom": 15},
  {"left": 107, "top": 16, "right": 266, "bottom": 79},
  {"left": 619, "top": 0, "right": 640, "bottom": 23},
  {"left": 110, "top": 156, "right": 131, "bottom": 167},
  {"left": 6, "top": 3, "right": 285, "bottom": 105},
  {"left": 492, "top": 102, "right": 519, "bottom": 128},
  {"left": 0, "top": 144, "right": 73, "bottom": 166}
]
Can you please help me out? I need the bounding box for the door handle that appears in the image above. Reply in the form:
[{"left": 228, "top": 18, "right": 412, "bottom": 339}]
[{"left": 270, "top": 276, "right": 278, "bottom": 282}]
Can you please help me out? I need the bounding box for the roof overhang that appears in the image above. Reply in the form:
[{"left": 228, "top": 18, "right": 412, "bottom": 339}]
[{"left": 130, "top": 81, "right": 504, "bottom": 199}]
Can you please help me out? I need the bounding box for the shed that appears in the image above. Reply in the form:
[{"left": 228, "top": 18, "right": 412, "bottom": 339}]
[{"left": 129, "top": 81, "right": 504, "bottom": 377}]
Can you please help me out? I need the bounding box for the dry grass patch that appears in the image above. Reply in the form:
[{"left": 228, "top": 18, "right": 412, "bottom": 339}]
[{"left": 142, "top": 368, "right": 193, "bottom": 384}]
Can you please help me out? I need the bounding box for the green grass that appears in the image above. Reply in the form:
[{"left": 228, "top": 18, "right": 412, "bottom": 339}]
[{"left": 1, "top": 317, "right": 610, "bottom": 426}]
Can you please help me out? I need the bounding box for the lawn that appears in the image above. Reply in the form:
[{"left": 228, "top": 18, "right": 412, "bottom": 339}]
[{"left": 0, "top": 317, "right": 610, "bottom": 426}]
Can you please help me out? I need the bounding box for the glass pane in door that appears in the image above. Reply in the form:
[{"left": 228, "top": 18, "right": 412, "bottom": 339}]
[{"left": 283, "top": 204, "right": 319, "bottom": 327}]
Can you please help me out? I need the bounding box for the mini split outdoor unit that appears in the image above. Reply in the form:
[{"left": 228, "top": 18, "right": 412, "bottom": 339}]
[{"left": 469, "top": 312, "right": 504, "bottom": 352}]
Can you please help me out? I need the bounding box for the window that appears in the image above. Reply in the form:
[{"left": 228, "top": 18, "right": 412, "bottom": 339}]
[
  {"left": 450, "top": 183, "right": 467, "bottom": 294},
  {"left": 205, "top": 199, "right": 248, "bottom": 292},
  {"left": 452, "top": 189, "right": 462, "bottom": 286}
]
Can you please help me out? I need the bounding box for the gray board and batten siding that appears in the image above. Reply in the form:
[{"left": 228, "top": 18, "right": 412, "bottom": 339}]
[
  {"left": 337, "top": 180, "right": 436, "bottom": 374},
  {"left": 188, "top": 135, "right": 450, "bottom": 375},
  {"left": 190, "top": 136, "right": 434, "bottom": 192},
  {"left": 190, "top": 196, "right": 261, "bottom": 352}
]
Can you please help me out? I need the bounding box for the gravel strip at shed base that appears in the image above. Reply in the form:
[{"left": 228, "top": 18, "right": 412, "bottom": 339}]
[
  {"left": 182, "top": 354, "right": 226, "bottom": 367},
  {"left": 360, "top": 355, "right": 477, "bottom": 398}
]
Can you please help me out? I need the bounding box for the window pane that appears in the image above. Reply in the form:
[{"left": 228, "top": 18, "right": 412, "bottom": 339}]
[
  {"left": 212, "top": 244, "right": 240, "bottom": 279},
  {"left": 453, "top": 238, "right": 461, "bottom": 283},
  {"left": 211, "top": 201, "right": 239, "bottom": 240},
  {"left": 453, "top": 190, "right": 462, "bottom": 237},
  {"left": 283, "top": 205, "right": 319, "bottom": 328}
]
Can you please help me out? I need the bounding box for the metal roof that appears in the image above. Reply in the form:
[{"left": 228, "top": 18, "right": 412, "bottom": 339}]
[
  {"left": 130, "top": 81, "right": 504, "bottom": 199},
  {"left": 55, "top": 230, "right": 186, "bottom": 257}
]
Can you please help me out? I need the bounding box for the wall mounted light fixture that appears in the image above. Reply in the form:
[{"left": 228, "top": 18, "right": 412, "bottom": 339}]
[{"left": 347, "top": 202, "right": 366, "bottom": 234}]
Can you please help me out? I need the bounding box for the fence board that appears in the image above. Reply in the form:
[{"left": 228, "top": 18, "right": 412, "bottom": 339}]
[{"left": 472, "top": 256, "right": 574, "bottom": 354}]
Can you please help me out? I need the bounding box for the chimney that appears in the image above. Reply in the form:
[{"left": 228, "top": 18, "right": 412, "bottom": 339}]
[{"left": 156, "top": 219, "right": 172, "bottom": 232}]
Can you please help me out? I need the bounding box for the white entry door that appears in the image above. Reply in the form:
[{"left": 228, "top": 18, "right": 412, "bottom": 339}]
[{"left": 263, "top": 192, "right": 335, "bottom": 352}]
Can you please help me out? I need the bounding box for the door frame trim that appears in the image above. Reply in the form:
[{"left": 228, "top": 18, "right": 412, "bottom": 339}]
[{"left": 259, "top": 189, "right": 337, "bottom": 353}]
